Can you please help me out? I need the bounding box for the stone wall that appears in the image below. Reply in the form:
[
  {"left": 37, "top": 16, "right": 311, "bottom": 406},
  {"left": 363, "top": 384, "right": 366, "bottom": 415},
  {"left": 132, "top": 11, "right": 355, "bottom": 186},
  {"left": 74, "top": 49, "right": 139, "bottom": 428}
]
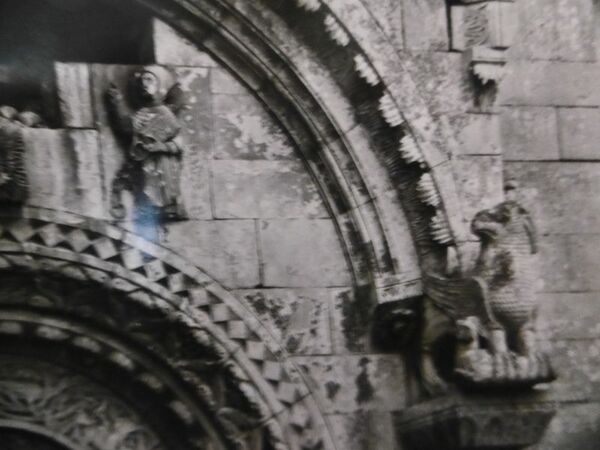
[
  {"left": 360, "top": 1, "right": 600, "bottom": 448},
  {"left": 19, "top": 18, "right": 408, "bottom": 450},
  {"left": 6, "top": 1, "right": 600, "bottom": 448}
]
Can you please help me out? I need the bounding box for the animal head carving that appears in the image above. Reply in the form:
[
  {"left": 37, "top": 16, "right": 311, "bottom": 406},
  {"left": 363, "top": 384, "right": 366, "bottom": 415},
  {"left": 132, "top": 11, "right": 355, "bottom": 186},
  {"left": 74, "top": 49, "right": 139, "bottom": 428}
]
[{"left": 471, "top": 201, "right": 537, "bottom": 254}]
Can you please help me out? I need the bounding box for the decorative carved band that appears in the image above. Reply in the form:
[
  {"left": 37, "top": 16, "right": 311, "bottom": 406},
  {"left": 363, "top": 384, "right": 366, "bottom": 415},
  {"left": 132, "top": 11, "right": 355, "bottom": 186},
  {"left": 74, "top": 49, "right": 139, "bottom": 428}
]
[{"left": 0, "top": 206, "right": 325, "bottom": 450}]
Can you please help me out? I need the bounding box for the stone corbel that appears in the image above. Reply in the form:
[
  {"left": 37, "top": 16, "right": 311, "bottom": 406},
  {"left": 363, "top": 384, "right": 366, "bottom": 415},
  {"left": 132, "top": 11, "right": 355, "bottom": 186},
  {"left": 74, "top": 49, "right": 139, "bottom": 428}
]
[{"left": 450, "top": 0, "right": 517, "bottom": 87}]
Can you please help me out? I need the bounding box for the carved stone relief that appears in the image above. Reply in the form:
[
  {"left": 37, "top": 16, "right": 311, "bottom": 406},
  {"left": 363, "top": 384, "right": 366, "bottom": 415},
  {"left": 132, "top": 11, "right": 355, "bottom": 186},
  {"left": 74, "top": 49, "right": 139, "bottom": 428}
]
[
  {"left": 0, "top": 357, "right": 165, "bottom": 450},
  {"left": 385, "top": 181, "right": 557, "bottom": 449},
  {"left": 0, "top": 206, "right": 328, "bottom": 450},
  {"left": 420, "top": 181, "right": 554, "bottom": 394},
  {"left": 106, "top": 66, "right": 188, "bottom": 222}
]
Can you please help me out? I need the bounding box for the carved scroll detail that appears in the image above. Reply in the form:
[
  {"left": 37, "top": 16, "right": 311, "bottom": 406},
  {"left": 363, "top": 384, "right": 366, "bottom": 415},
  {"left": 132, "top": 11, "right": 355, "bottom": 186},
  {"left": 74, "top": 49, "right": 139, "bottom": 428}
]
[{"left": 0, "top": 358, "right": 165, "bottom": 450}]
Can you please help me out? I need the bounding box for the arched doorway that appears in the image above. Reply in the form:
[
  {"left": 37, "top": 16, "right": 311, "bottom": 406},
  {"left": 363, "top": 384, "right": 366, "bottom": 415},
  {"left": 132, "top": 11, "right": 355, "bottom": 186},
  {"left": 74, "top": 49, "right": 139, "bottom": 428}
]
[{"left": 0, "top": 0, "right": 474, "bottom": 448}]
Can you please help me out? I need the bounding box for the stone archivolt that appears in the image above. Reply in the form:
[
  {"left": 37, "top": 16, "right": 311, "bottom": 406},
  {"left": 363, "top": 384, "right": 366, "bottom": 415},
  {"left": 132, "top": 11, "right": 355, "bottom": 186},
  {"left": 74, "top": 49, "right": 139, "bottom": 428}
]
[{"left": 0, "top": 206, "right": 326, "bottom": 450}]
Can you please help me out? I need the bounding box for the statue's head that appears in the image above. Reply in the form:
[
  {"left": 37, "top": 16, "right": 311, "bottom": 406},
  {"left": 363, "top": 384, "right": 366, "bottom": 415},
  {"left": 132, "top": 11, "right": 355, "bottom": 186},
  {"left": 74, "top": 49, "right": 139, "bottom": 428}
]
[
  {"left": 138, "top": 70, "right": 160, "bottom": 99},
  {"left": 471, "top": 200, "right": 537, "bottom": 253},
  {"left": 133, "top": 66, "right": 175, "bottom": 104}
]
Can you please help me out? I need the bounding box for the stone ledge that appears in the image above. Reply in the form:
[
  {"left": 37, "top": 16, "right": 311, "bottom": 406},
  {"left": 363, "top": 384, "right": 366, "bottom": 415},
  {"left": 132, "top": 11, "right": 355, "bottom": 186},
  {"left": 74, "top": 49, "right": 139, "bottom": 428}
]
[{"left": 396, "top": 394, "right": 557, "bottom": 450}]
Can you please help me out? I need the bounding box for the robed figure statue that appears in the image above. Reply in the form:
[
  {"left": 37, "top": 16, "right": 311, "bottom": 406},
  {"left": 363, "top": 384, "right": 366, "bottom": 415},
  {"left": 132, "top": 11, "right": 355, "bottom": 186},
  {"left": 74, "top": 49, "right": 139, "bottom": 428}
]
[{"left": 106, "top": 66, "right": 187, "bottom": 221}]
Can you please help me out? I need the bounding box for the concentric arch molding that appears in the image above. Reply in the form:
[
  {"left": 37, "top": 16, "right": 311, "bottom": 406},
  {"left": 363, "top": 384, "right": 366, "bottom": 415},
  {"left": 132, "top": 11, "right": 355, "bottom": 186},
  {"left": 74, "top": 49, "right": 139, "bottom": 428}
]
[
  {"left": 0, "top": 206, "right": 334, "bottom": 450},
  {"left": 116, "top": 0, "right": 472, "bottom": 294}
]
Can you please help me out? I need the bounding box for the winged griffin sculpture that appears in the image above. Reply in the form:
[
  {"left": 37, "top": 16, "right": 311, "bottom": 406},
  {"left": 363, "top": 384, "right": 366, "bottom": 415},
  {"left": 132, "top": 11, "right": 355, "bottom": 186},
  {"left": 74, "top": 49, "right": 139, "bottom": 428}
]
[{"left": 420, "top": 182, "right": 555, "bottom": 393}]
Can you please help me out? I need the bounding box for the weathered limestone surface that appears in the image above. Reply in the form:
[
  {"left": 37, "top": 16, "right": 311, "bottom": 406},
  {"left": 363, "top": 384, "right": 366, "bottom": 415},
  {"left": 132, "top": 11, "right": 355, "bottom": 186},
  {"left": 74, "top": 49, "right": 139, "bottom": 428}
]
[
  {"left": 538, "top": 293, "right": 600, "bottom": 341},
  {"left": 292, "top": 354, "right": 406, "bottom": 414},
  {"left": 557, "top": 107, "right": 600, "bottom": 159},
  {"left": 24, "top": 129, "right": 103, "bottom": 218},
  {"left": 454, "top": 156, "right": 504, "bottom": 222},
  {"left": 260, "top": 219, "right": 351, "bottom": 287},
  {"left": 329, "top": 288, "right": 372, "bottom": 354},
  {"left": 501, "top": 107, "right": 560, "bottom": 160},
  {"left": 327, "top": 411, "right": 399, "bottom": 450},
  {"left": 55, "top": 63, "right": 94, "bottom": 128},
  {"left": 506, "top": 162, "right": 600, "bottom": 235},
  {"left": 532, "top": 403, "right": 600, "bottom": 450},
  {"left": 162, "top": 220, "right": 260, "bottom": 288},
  {"left": 213, "top": 93, "right": 297, "bottom": 160},
  {"left": 453, "top": 113, "right": 502, "bottom": 156},
  {"left": 500, "top": 61, "right": 600, "bottom": 107},
  {"left": 509, "top": 0, "right": 595, "bottom": 62},
  {"left": 153, "top": 19, "right": 217, "bottom": 67},
  {"left": 212, "top": 160, "right": 328, "bottom": 219},
  {"left": 400, "top": 0, "right": 448, "bottom": 51},
  {"left": 233, "top": 289, "right": 333, "bottom": 355}
]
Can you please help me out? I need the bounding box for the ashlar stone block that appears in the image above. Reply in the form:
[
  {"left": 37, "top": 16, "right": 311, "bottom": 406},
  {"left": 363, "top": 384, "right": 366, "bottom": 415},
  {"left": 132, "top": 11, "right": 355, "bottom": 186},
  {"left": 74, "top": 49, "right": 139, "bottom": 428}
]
[
  {"left": 329, "top": 288, "right": 373, "bottom": 354},
  {"left": 213, "top": 93, "right": 296, "bottom": 160},
  {"left": 327, "top": 411, "right": 399, "bottom": 450},
  {"left": 506, "top": 162, "right": 600, "bottom": 234},
  {"left": 545, "top": 339, "right": 600, "bottom": 403},
  {"left": 454, "top": 156, "right": 504, "bottom": 223},
  {"left": 500, "top": 106, "right": 560, "bottom": 160},
  {"left": 555, "top": 0, "right": 596, "bottom": 62},
  {"left": 499, "top": 61, "right": 600, "bottom": 107},
  {"left": 162, "top": 220, "right": 260, "bottom": 288},
  {"left": 55, "top": 63, "right": 94, "bottom": 128},
  {"left": 24, "top": 129, "right": 104, "bottom": 219},
  {"left": 532, "top": 403, "right": 600, "bottom": 450},
  {"left": 401, "top": 0, "right": 449, "bottom": 51},
  {"left": 259, "top": 219, "right": 351, "bottom": 287},
  {"left": 453, "top": 113, "right": 502, "bottom": 156},
  {"left": 152, "top": 19, "right": 217, "bottom": 67},
  {"left": 557, "top": 107, "right": 600, "bottom": 160},
  {"left": 538, "top": 293, "right": 600, "bottom": 341},
  {"left": 212, "top": 160, "right": 328, "bottom": 219},
  {"left": 508, "top": 0, "right": 557, "bottom": 60}
]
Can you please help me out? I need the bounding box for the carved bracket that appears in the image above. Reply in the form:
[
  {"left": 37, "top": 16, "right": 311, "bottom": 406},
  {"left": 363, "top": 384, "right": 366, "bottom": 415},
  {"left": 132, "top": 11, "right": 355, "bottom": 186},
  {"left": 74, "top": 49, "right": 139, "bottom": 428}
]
[{"left": 449, "top": 0, "right": 517, "bottom": 87}]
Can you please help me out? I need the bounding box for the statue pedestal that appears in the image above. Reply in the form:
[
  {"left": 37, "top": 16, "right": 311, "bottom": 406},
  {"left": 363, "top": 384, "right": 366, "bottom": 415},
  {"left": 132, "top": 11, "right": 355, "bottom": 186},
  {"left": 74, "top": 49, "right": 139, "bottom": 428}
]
[{"left": 395, "top": 393, "right": 556, "bottom": 450}]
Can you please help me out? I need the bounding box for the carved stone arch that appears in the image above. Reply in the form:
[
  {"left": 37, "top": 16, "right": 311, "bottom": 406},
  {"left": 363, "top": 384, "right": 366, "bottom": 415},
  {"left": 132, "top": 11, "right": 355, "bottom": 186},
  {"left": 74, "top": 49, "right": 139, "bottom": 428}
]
[
  {"left": 0, "top": 207, "right": 333, "bottom": 449},
  {"left": 107, "top": 0, "right": 471, "bottom": 300}
]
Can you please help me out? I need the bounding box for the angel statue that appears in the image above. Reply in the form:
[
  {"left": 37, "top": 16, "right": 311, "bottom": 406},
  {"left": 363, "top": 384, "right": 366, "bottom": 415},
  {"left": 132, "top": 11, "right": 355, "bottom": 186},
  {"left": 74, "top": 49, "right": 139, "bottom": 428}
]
[
  {"left": 419, "top": 181, "right": 555, "bottom": 394},
  {"left": 106, "top": 65, "right": 187, "bottom": 221}
]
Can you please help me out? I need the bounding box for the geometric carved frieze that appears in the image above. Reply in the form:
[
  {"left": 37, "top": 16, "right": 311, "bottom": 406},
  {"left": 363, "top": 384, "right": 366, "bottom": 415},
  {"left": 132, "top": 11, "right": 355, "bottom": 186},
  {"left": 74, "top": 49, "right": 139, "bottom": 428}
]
[{"left": 0, "top": 206, "right": 324, "bottom": 450}]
